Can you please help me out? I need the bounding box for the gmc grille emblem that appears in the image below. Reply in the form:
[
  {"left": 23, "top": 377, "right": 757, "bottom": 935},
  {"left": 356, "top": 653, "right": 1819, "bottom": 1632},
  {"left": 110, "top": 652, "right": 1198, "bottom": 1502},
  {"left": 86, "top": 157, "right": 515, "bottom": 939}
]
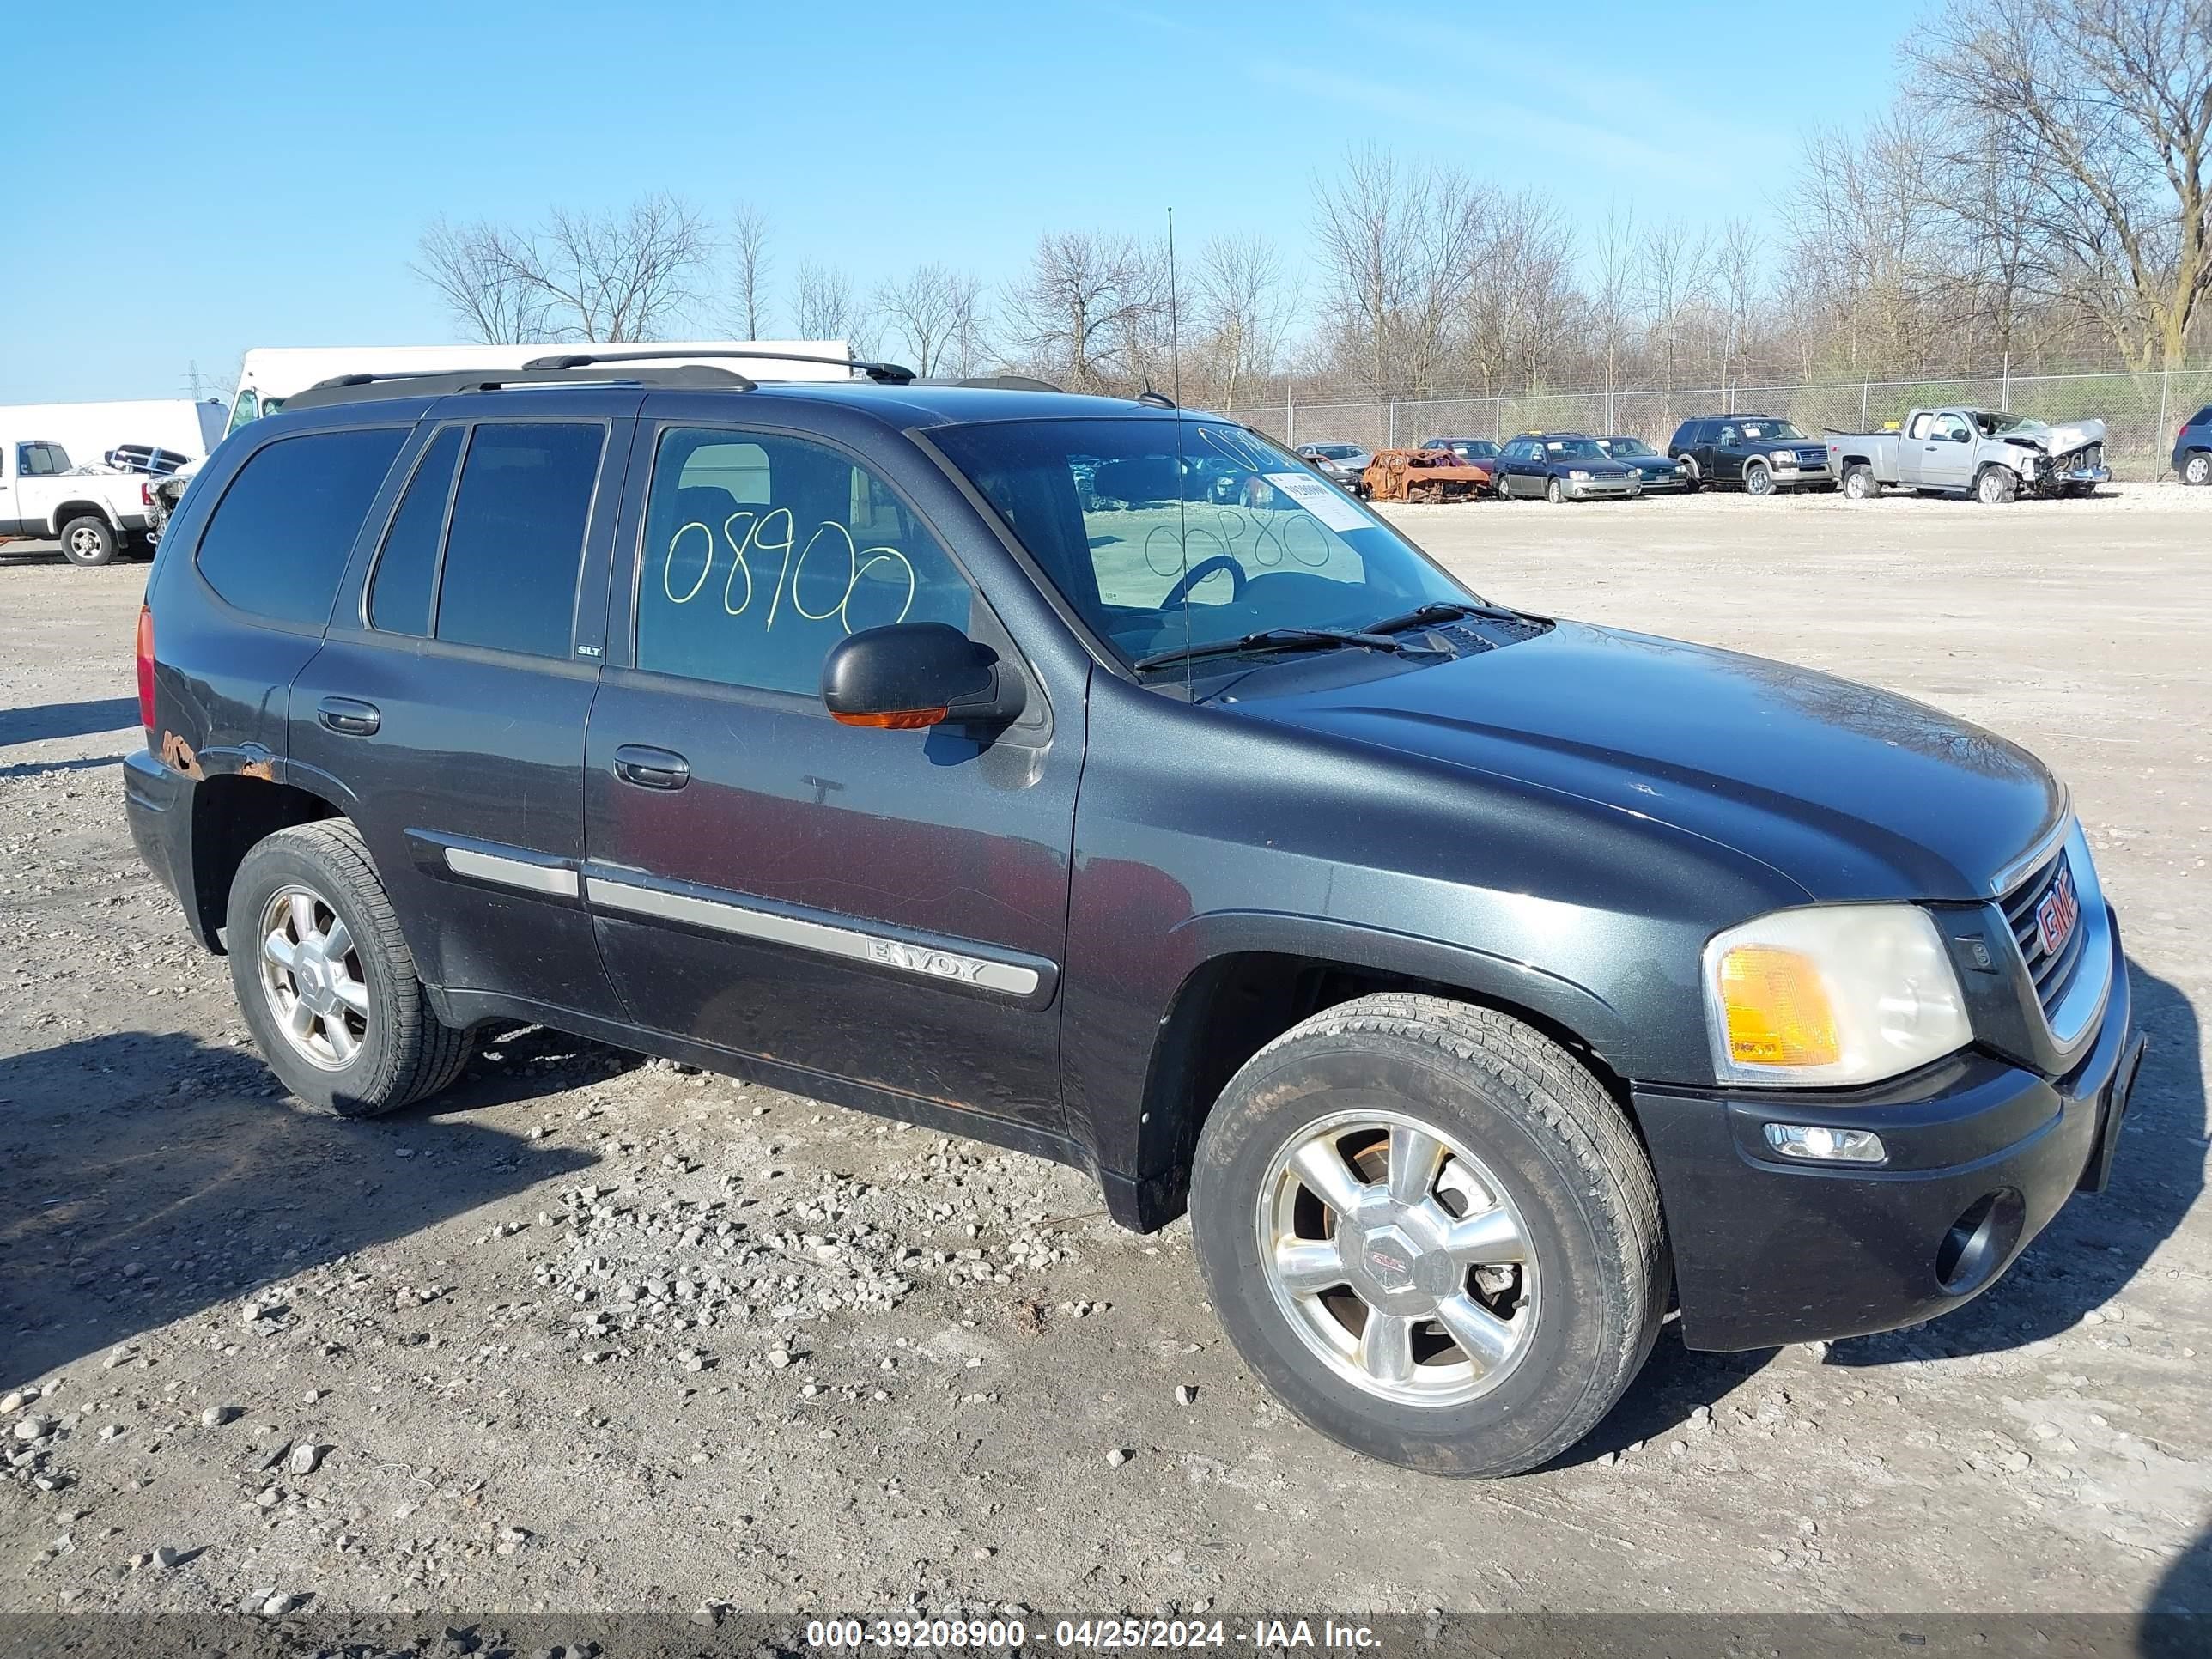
[{"left": 2036, "top": 866, "right": 2079, "bottom": 957}]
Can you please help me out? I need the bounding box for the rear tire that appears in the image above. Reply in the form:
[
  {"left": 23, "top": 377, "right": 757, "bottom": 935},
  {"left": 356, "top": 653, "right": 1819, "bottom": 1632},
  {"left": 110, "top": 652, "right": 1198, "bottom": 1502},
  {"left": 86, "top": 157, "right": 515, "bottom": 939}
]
[
  {"left": 58, "top": 516, "right": 117, "bottom": 568},
  {"left": 2182, "top": 452, "right": 2209, "bottom": 486},
  {"left": 1976, "top": 465, "right": 2018, "bottom": 505},
  {"left": 1843, "top": 463, "right": 1878, "bottom": 500},
  {"left": 226, "top": 820, "right": 473, "bottom": 1117},
  {"left": 1189, "top": 994, "right": 1668, "bottom": 1478},
  {"left": 1678, "top": 458, "right": 1700, "bottom": 492}
]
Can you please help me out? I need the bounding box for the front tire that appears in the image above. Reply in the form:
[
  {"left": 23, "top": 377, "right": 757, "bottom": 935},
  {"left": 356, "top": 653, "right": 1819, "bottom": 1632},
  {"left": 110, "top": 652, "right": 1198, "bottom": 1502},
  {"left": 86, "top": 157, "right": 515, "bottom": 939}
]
[
  {"left": 1190, "top": 994, "right": 1667, "bottom": 1478},
  {"left": 1743, "top": 461, "right": 1774, "bottom": 498},
  {"left": 1546, "top": 477, "right": 1565, "bottom": 504},
  {"left": 58, "top": 516, "right": 118, "bottom": 568},
  {"left": 227, "top": 820, "right": 472, "bottom": 1116},
  {"left": 1976, "top": 465, "right": 2018, "bottom": 505}
]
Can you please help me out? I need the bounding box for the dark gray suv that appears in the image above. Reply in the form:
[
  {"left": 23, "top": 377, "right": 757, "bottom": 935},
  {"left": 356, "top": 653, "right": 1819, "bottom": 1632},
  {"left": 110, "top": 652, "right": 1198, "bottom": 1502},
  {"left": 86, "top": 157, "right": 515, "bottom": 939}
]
[{"left": 124, "top": 353, "right": 2144, "bottom": 1476}]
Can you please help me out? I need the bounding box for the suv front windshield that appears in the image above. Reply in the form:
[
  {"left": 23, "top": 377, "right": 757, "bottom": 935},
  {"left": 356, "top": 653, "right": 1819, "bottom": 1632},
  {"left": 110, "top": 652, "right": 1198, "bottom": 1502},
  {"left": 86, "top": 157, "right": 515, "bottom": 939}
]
[
  {"left": 933, "top": 418, "right": 1473, "bottom": 672},
  {"left": 1600, "top": 438, "right": 1655, "bottom": 458},
  {"left": 1738, "top": 420, "right": 1808, "bottom": 441}
]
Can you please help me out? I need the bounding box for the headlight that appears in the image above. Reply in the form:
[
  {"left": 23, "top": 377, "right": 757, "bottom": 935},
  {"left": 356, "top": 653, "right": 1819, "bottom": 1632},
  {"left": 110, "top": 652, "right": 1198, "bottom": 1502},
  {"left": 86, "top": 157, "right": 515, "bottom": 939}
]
[
  {"left": 1701, "top": 904, "right": 1971, "bottom": 1087},
  {"left": 1567, "top": 469, "right": 1590, "bottom": 481}
]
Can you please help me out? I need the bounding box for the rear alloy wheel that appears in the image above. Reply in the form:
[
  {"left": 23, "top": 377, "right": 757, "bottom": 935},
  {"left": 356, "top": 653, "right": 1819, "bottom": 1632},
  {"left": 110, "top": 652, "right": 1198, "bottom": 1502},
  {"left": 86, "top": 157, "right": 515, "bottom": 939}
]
[
  {"left": 1743, "top": 461, "right": 1774, "bottom": 498},
  {"left": 1976, "top": 465, "right": 2018, "bottom": 505},
  {"left": 2184, "top": 452, "right": 2209, "bottom": 486},
  {"left": 1546, "top": 477, "right": 1566, "bottom": 504},
  {"left": 228, "top": 820, "right": 472, "bottom": 1116},
  {"left": 1191, "top": 994, "right": 1667, "bottom": 1477},
  {"left": 58, "top": 515, "right": 118, "bottom": 568},
  {"left": 1843, "top": 463, "right": 1878, "bottom": 500}
]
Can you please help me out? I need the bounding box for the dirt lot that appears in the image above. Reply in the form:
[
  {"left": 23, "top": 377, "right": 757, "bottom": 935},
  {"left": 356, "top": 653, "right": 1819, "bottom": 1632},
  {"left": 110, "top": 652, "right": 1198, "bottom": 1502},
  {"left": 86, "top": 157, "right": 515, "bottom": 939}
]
[{"left": 1, "top": 487, "right": 2207, "bottom": 1624}]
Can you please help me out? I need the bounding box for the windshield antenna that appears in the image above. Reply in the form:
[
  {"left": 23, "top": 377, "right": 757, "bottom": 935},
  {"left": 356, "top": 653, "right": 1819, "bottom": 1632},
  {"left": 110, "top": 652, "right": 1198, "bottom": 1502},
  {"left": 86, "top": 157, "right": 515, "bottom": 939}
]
[{"left": 1166, "top": 206, "right": 1182, "bottom": 410}]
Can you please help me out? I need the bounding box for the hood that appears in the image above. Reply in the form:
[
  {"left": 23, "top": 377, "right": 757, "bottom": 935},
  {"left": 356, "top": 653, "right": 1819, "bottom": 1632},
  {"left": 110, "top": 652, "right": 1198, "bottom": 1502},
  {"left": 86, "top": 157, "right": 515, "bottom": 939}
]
[
  {"left": 2002, "top": 416, "right": 2106, "bottom": 453},
  {"left": 1234, "top": 620, "right": 2063, "bottom": 902}
]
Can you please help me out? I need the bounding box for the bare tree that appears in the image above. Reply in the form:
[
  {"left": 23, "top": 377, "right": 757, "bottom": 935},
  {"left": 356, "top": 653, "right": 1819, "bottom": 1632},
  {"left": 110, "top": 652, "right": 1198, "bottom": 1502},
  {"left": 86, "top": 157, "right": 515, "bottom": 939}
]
[
  {"left": 725, "top": 202, "right": 774, "bottom": 340},
  {"left": 791, "top": 260, "right": 877, "bottom": 354},
  {"left": 1192, "top": 234, "right": 1291, "bottom": 408},
  {"left": 875, "top": 264, "right": 987, "bottom": 375},
  {"left": 414, "top": 196, "right": 710, "bottom": 343},
  {"left": 1002, "top": 231, "right": 1166, "bottom": 392},
  {"left": 1591, "top": 198, "right": 1639, "bottom": 398},
  {"left": 1312, "top": 147, "right": 1483, "bottom": 398},
  {"left": 1713, "top": 216, "right": 1766, "bottom": 392},
  {"left": 412, "top": 215, "right": 550, "bottom": 343},
  {"left": 1907, "top": 0, "right": 2212, "bottom": 366},
  {"left": 1637, "top": 220, "right": 1715, "bottom": 392}
]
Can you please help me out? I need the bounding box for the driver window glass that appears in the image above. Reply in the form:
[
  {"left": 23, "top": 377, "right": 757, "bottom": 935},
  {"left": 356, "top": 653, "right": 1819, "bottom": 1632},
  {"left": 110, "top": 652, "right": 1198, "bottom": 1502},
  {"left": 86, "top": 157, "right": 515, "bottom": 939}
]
[
  {"left": 1935, "top": 415, "right": 1971, "bottom": 443},
  {"left": 1718, "top": 427, "right": 1738, "bottom": 447},
  {"left": 636, "top": 426, "right": 974, "bottom": 696}
]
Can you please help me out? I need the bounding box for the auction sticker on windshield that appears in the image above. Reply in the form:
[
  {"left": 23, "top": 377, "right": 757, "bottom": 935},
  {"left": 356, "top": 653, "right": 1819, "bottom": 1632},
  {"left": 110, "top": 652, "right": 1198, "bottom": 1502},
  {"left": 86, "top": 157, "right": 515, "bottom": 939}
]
[{"left": 1264, "top": 471, "right": 1369, "bottom": 532}]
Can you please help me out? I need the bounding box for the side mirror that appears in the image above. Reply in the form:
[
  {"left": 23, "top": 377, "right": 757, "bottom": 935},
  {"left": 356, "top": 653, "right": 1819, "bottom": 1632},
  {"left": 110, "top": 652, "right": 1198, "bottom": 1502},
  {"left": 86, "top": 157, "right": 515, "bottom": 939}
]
[{"left": 820, "top": 623, "right": 1026, "bottom": 731}]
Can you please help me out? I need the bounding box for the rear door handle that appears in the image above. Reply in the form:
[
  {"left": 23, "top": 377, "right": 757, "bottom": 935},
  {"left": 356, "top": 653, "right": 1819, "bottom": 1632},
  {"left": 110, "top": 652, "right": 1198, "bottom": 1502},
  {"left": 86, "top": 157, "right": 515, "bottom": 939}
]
[
  {"left": 613, "top": 744, "right": 690, "bottom": 790},
  {"left": 316, "top": 696, "right": 380, "bottom": 737}
]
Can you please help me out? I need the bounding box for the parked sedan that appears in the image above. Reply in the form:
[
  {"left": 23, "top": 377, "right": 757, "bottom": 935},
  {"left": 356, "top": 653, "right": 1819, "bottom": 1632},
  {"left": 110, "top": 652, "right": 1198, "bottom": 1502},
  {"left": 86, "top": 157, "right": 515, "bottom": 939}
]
[
  {"left": 1492, "top": 432, "right": 1641, "bottom": 501},
  {"left": 1296, "top": 442, "right": 1374, "bottom": 495},
  {"left": 1595, "top": 436, "right": 1691, "bottom": 491},
  {"left": 1420, "top": 436, "right": 1501, "bottom": 465}
]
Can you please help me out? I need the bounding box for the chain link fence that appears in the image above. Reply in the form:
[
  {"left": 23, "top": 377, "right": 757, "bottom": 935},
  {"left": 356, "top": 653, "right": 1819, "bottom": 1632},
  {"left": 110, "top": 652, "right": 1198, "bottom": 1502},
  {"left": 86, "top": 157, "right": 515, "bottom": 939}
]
[{"left": 1224, "top": 367, "right": 2212, "bottom": 482}]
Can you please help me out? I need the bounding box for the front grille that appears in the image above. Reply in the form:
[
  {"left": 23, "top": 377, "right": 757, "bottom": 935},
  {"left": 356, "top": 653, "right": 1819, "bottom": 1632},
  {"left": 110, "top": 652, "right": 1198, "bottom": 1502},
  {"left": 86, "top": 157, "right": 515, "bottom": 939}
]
[{"left": 2001, "top": 848, "right": 2088, "bottom": 1018}]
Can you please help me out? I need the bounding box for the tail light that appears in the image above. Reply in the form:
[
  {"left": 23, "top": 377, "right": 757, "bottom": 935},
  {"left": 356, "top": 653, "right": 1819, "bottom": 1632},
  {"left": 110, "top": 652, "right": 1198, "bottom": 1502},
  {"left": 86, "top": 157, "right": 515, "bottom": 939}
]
[
  {"left": 135, "top": 604, "right": 156, "bottom": 742},
  {"left": 140, "top": 481, "right": 154, "bottom": 507}
]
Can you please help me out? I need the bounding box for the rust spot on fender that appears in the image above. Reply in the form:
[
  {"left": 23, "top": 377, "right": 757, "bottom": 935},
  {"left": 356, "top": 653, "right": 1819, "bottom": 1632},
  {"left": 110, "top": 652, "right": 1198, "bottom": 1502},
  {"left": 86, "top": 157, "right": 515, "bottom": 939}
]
[
  {"left": 239, "top": 757, "right": 276, "bottom": 781},
  {"left": 158, "top": 732, "right": 204, "bottom": 780}
]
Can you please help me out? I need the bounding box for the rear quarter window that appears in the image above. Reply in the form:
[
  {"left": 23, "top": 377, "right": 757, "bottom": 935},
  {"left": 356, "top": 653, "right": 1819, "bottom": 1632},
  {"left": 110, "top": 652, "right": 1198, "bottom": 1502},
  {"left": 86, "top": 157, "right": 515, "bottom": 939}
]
[{"left": 195, "top": 428, "right": 408, "bottom": 626}]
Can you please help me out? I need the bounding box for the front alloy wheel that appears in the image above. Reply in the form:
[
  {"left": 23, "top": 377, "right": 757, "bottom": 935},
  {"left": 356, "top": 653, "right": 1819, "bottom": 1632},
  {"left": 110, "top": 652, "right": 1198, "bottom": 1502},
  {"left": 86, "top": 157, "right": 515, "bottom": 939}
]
[
  {"left": 1744, "top": 461, "right": 1774, "bottom": 497},
  {"left": 1260, "top": 1110, "right": 1535, "bottom": 1406}
]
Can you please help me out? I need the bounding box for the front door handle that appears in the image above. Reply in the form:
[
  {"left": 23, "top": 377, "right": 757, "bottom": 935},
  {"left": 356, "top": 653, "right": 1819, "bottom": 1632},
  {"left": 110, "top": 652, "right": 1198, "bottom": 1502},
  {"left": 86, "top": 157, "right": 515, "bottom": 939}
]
[
  {"left": 613, "top": 744, "right": 690, "bottom": 790},
  {"left": 316, "top": 696, "right": 380, "bottom": 737}
]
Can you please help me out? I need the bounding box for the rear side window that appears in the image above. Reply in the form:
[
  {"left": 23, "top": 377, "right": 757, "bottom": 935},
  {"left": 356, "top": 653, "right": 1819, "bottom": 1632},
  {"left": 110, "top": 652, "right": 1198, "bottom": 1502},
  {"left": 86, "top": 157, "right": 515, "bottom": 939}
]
[
  {"left": 195, "top": 428, "right": 408, "bottom": 626},
  {"left": 368, "top": 426, "right": 463, "bottom": 636},
  {"left": 2192, "top": 407, "right": 2212, "bottom": 428},
  {"left": 433, "top": 422, "right": 605, "bottom": 659}
]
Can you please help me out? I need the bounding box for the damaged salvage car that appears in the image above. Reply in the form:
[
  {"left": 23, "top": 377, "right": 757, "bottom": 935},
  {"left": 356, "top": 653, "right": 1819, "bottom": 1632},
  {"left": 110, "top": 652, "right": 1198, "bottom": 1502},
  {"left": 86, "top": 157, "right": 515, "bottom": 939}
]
[
  {"left": 125, "top": 353, "right": 2145, "bottom": 1475},
  {"left": 1823, "top": 405, "right": 2110, "bottom": 502}
]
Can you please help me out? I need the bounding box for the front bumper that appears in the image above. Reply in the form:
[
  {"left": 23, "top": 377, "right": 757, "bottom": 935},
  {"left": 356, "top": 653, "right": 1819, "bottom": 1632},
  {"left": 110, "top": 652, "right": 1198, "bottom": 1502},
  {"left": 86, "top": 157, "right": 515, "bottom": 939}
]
[
  {"left": 2027, "top": 463, "right": 2110, "bottom": 493},
  {"left": 1560, "top": 477, "right": 1640, "bottom": 500},
  {"left": 1764, "top": 462, "right": 1834, "bottom": 490},
  {"left": 1632, "top": 924, "right": 2142, "bottom": 1352}
]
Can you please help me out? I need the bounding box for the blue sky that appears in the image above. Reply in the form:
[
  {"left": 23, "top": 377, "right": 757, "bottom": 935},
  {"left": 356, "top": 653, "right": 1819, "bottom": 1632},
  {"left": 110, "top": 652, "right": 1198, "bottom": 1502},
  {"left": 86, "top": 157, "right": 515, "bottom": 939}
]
[{"left": 3, "top": 0, "right": 1917, "bottom": 404}]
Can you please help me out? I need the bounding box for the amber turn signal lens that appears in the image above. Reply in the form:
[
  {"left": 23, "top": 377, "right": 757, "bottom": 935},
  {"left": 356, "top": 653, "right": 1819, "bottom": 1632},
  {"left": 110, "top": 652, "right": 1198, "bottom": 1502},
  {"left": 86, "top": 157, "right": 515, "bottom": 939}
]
[
  {"left": 1716, "top": 945, "right": 1841, "bottom": 1067},
  {"left": 830, "top": 707, "right": 948, "bottom": 730}
]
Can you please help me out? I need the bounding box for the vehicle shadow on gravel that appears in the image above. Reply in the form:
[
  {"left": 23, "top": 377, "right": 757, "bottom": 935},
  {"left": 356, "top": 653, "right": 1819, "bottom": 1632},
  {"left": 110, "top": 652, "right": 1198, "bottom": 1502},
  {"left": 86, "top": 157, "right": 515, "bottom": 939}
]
[
  {"left": 1828, "top": 960, "right": 2202, "bottom": 1366},
  {"left": 0, "top": 1029, "right": 596, "bottom": 1391},
  {"left": 0, "top": 696, "right": 139, "bottom": 745}
]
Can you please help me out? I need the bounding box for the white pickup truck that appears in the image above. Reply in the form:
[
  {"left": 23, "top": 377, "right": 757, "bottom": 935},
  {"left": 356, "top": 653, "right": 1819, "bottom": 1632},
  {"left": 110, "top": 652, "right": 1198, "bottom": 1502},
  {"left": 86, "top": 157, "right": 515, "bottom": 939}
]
[
  {"left": 1822, "top": 406, "right": 2110, "bottom": 503},
  {"left": 0, "top": 438, "right": 155, "bottom": 566}
]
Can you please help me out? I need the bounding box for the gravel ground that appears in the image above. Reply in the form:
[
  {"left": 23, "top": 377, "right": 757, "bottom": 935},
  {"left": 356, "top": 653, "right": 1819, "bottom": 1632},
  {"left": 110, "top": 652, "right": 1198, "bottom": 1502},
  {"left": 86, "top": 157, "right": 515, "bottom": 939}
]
[{"left": 0, "top": 484, "right": 2206, "bottom": 1622}]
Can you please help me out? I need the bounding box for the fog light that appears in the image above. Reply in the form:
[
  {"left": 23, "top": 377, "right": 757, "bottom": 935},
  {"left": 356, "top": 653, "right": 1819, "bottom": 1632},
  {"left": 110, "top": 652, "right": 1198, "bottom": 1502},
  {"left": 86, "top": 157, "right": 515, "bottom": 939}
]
[{"left": 1763, "top": 1123, "right": 1887, "bottom": 1164}]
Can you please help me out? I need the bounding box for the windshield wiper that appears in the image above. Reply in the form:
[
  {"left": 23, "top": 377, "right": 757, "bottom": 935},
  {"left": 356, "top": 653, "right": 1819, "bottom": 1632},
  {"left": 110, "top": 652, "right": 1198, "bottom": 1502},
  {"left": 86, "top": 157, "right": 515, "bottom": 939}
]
[
  {"left": 1133, "top": 627, "right": 1403, "bottom": 673},
  {"left": 1358, "top": 599, "right": 1540, "bottom": 635}
]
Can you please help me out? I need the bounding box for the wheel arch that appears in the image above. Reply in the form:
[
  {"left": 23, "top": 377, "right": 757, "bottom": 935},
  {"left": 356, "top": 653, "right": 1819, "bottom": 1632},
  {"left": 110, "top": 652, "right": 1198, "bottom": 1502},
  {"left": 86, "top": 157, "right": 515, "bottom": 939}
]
[
  {"left": 186, "top": 772, "right": 346, "bottom": 952},
  {"left": 1122, "top": 914, "right": 1641, "bottom": 1231},
  {"left": 53, "top": 500, "right": 119, "bottom": 532}
]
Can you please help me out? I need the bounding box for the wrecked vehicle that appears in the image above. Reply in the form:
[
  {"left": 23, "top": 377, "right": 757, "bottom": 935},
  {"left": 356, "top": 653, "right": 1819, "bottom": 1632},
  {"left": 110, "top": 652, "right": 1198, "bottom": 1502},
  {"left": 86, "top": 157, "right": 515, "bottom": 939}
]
[
  {"left": 1824, "top": 408, "right": 2109, "bottom": 503},
  {"left": 1362, "top": 446, "right": 1494, "bottom": 502},
  {"left": 125, "top": 355, "right": 2143, "bottom": 1477}
]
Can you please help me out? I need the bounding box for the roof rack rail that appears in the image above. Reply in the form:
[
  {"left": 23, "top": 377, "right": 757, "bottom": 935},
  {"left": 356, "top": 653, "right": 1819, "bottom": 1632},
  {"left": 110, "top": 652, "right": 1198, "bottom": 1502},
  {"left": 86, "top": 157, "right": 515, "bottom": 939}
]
[
  {"left": 521, "top": 347, "right": 918, "bottom": 385},
  {"left": 281, "top": 363, "right": 756, "bottom": 412},
  {"left": 915, "top": 374, "right": 1066, "bottom": 392}
]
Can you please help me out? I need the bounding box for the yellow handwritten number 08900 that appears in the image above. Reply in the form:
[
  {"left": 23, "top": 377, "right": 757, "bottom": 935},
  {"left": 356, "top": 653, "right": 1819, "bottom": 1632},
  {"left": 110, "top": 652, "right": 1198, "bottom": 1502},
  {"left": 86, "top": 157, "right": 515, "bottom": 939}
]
[{"left": 663, "top": 509, "right": 918, "bottom": 634}]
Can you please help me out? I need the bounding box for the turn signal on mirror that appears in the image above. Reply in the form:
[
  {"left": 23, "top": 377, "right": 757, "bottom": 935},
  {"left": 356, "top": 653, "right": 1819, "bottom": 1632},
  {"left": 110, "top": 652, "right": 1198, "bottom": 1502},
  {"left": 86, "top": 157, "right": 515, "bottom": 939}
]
[{"left": 1716, "top": 945, "right": 1840, "bottom": 1068}]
